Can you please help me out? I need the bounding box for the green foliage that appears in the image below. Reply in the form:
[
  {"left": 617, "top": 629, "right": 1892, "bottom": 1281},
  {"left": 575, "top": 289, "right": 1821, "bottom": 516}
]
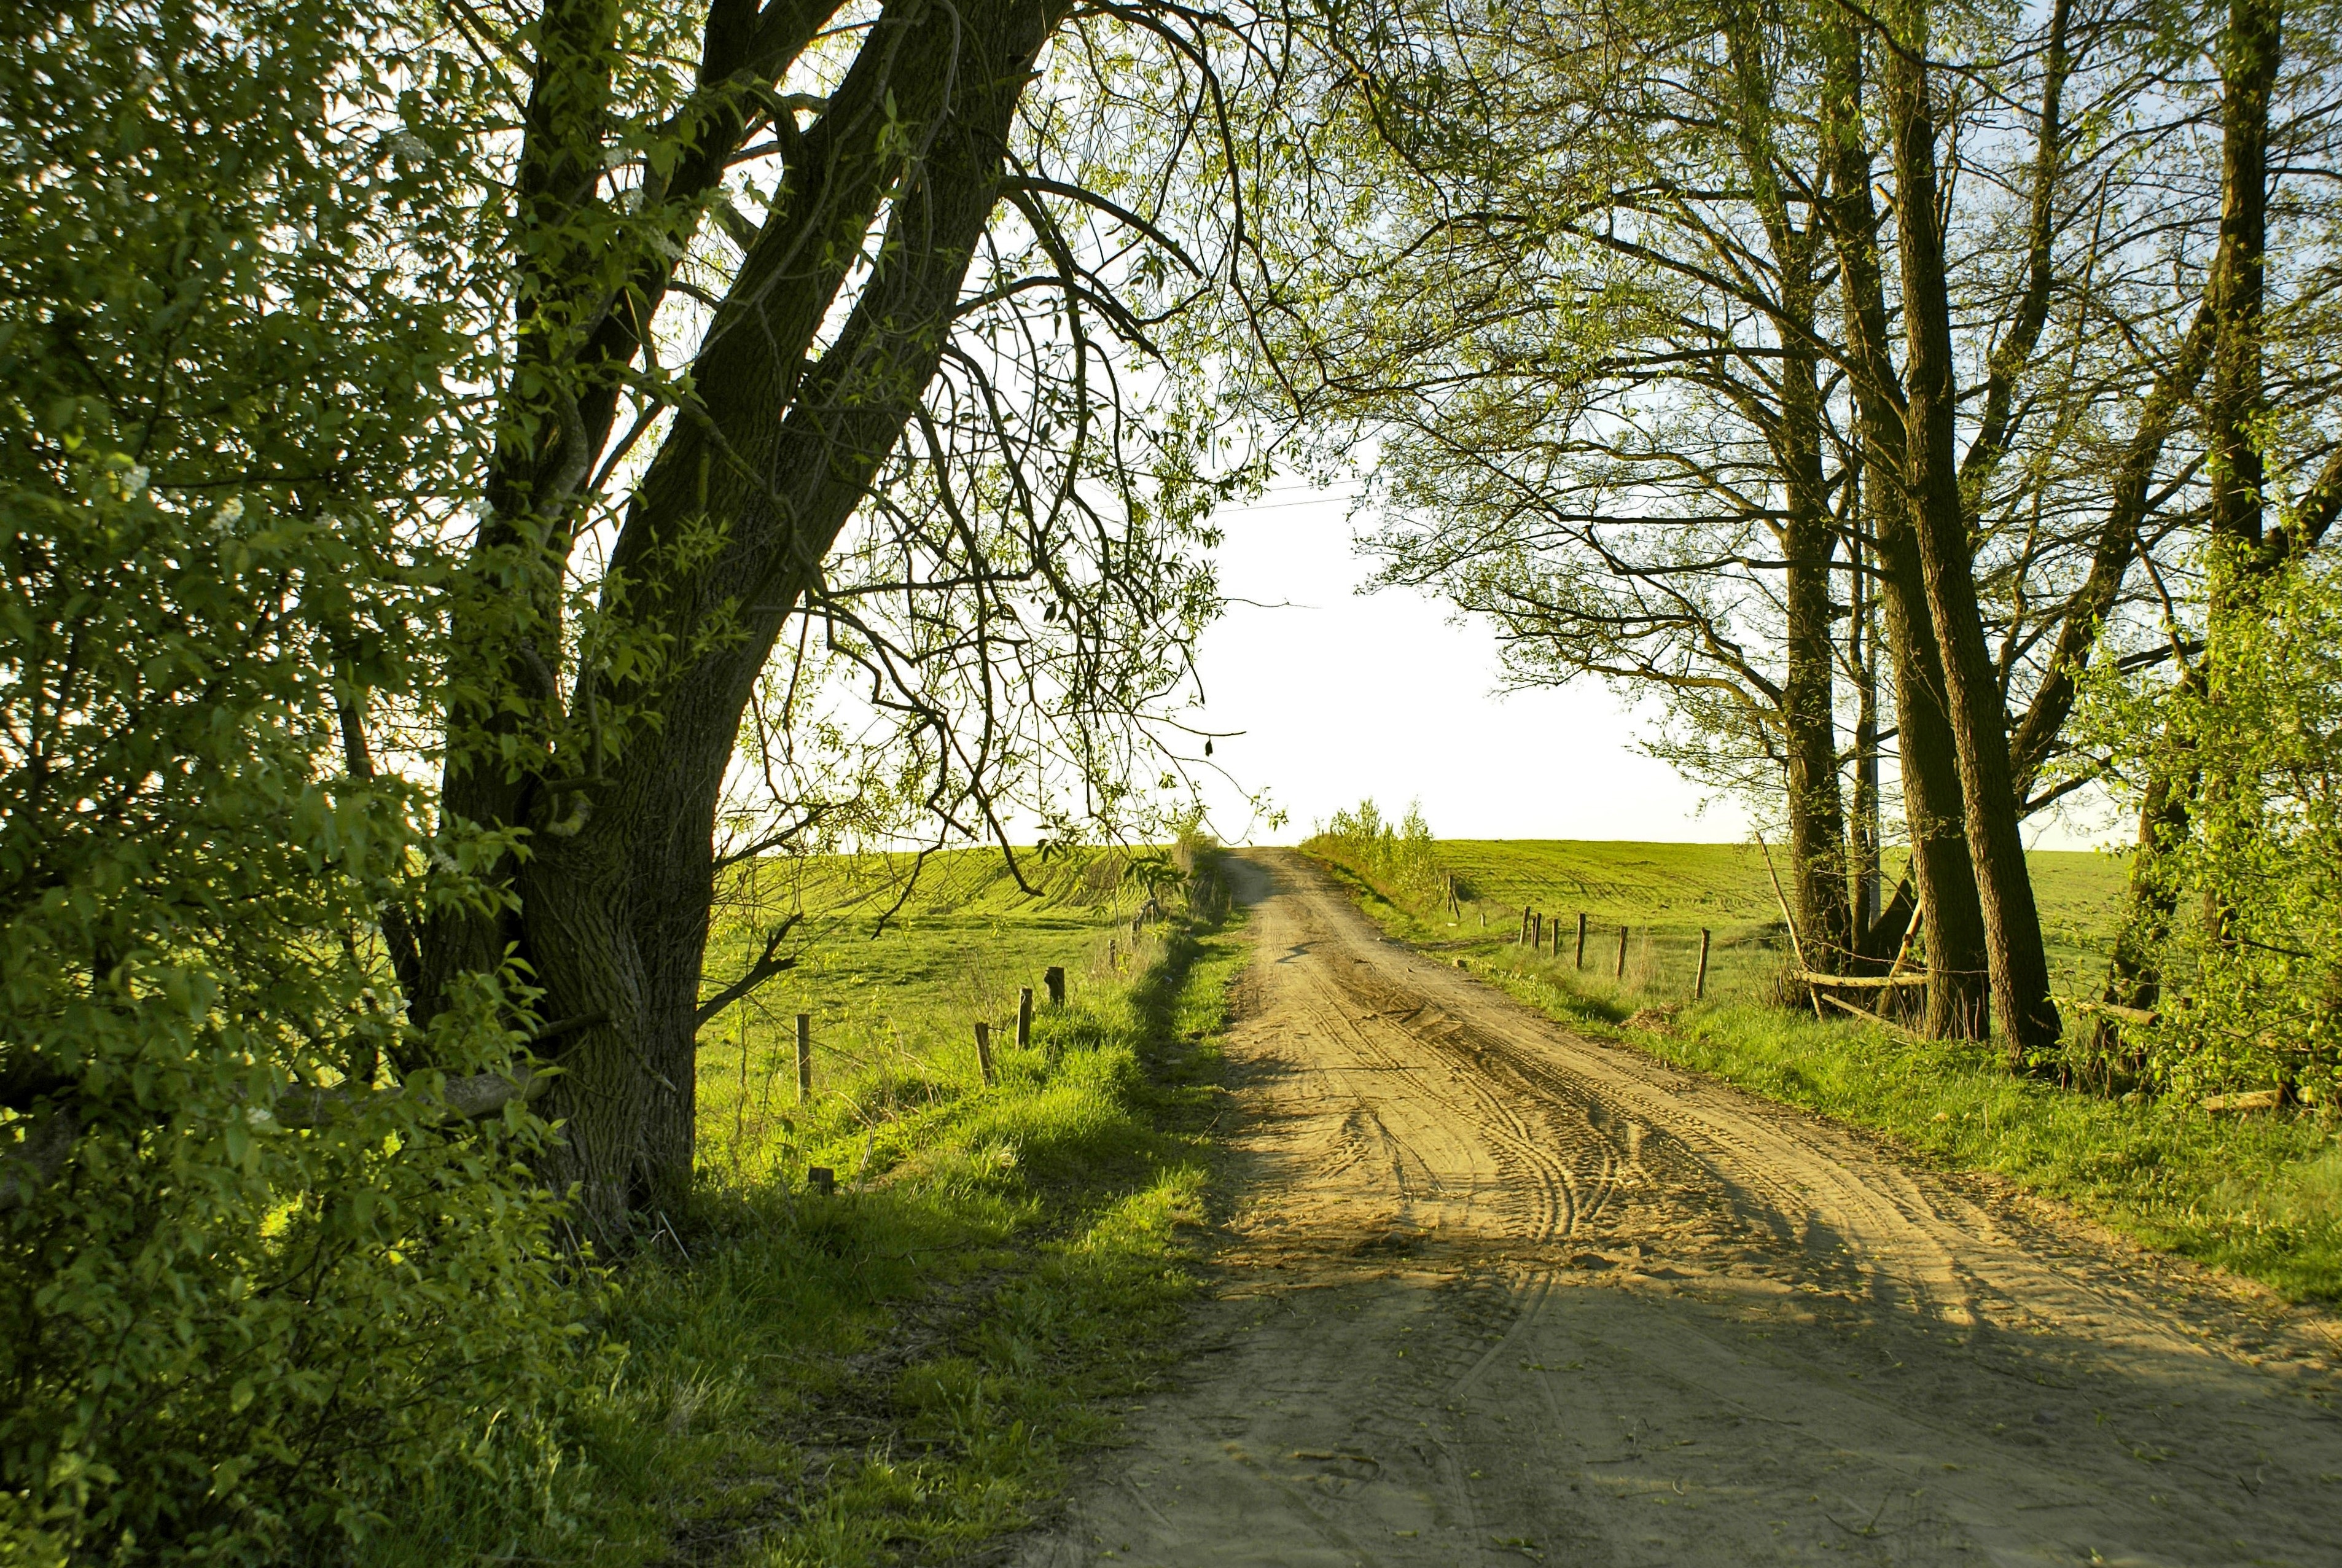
[
  {"left": 2088, "top": 551, "right": 2342, "bottom": 1103},
  {"left": 0, "top": 7, "right": 579, "bottom": 1560},
  {"left": 369, "top": 879, "right": 1240, "bottom": 1565},
  {"left": 1303, "top": 798, "right": 1446, "bottom": 902}
]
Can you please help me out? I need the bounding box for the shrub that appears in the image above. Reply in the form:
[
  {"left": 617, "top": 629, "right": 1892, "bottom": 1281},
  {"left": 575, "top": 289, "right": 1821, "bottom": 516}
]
[
  {"left": 2123, "top": 553, "right": 2342, "bottom": 1104},
  {"left": 1304, "top": 798, "right": 1448, "bottom": 902},
  {"left": 0, "top": 8, "right": 584, "bottom": 1559}
]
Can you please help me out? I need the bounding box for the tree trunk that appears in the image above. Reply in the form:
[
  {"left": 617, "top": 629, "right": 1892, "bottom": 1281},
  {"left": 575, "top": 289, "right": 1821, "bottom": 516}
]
[
  {"left": 1849, "top": 523, "right": 1884, "bottom": 938},
  {"left": 1782, "top": 305, "right": 1854, "bottom": 975},
  {"left": 2206, "top": 0, "right": 2279, "bottom": 573},
  {"left": 422, "top": 0, "right": 1070, "bottom": 1244},
  {"left": 2099, "top": 0, "right": 2280, "bottom": 1028},
  {"left": 2102, "top": 757, "right": 2193, "bottom": 1024},
  {"left": 1720, "top": 17, "right": 1852, "bottom": 978},
  {"left": 1879, "top": 10, "right": 2063, "bottom": 1063},
  {"left": 1876, "top": 505, "right": 1994, "bottom": 1036},
  {"left": 1816, "top": 18, "right": 1991, "bottom": 1036}
]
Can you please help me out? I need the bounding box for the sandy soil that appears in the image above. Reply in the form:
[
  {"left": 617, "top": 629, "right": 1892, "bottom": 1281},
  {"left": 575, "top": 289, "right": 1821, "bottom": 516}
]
[{"left": 1007, "top": 849, "right": 2342, "bottom": 1567}]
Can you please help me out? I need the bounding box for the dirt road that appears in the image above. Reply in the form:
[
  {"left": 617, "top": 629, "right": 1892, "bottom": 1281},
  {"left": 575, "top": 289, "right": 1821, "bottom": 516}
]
[{"left": 1012, "top": 850, "right": 2342, "bottom": 1567}]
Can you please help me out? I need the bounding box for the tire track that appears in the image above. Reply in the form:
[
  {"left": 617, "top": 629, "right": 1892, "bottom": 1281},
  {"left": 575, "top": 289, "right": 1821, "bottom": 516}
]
[{"left": 1009, "top": 850, "right": 2342, "bottom": 1568}]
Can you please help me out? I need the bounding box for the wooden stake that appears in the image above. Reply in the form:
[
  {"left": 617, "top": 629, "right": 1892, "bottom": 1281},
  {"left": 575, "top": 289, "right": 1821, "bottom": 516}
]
[
  {"left": 1616, "top": 924, "right": 1629, "bottom": 979},
  {"left": 1017, "top": 986, "right": 1034, "bottom": 1050},
  {"left": 1884, "top": 903, "right": 1924, "bottom": 981},
  {"left": 795, "top": 1012, "right": 813, "bottom": 1102},
  {"left": 1533, "top": 910, "right": 1545, "bottom": 948},
  {"left": 1696, "top": 929, "right": 1712, "bottom": 1000},
  {"left": 1045, "top": 965, "right": 1066, "bottom": 1006},
  {"left": 974, "top": 1021, "right": 996, "bottom": 1086},
  {"left": 1757, "top": 835, "right": 1826, "bottom": 1021},
  {"left": 735, "top": 1010, "right": 749, "bottom": 1169},
  {"left": 1575, "top": 912, "right": 1588, "bottom": 969}
]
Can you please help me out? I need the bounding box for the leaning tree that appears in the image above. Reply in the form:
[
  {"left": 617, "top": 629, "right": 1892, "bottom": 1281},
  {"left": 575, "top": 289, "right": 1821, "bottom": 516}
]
[{"left": 388, "top": 0, "right": 1265, "bottom": 1242}]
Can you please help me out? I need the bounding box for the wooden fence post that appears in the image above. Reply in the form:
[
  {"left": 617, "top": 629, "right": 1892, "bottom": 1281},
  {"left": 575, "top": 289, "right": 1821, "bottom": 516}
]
[
  {"left": 1615, "top": 924, "right": 1629, "bottom": 979},
  {"left": 1017, "top": 986, "right": 1034, "bottom": 1050},
  {"left": 1534, "top": 911, "right": 1545, "bottom": 948},
  {"left": 1520, "top": 905, "right": 1531, "bottom": 943},
  {"left": 975, "top": 1021, "right": 996, "bottom": 1086},
  {"left": 1045, "top": 965, "right": 1066, "bottom": 1005},
  {"left": 1575, "top": 913, "right": 1588, "bottom": 970},
  {"left": 795, "top": 1012, "right": 813, "bottom": 1102},
  {"left": 734, "top": 1010, "right": 750, "bottom": 1169},
  {"left": 1696, "top": 929, "right": 1711, "bottom": 1000}
]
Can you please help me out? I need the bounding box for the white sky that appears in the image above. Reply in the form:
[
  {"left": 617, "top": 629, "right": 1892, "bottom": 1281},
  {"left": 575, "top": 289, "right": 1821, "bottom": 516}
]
[{"left": 1185, "top": 485, "right": 2124, "bottom": 852}]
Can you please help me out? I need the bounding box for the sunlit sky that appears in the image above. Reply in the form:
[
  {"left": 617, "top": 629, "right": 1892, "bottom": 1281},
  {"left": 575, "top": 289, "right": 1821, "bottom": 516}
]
[{"left": 1184, "top": 485, "right": 2124, "bottom": 852}]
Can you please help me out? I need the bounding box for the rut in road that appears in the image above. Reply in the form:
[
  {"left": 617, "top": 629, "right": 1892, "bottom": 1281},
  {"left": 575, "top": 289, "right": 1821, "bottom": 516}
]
[{"left": 1008, "top": 849, "right": 2342, "bottom": 1568}]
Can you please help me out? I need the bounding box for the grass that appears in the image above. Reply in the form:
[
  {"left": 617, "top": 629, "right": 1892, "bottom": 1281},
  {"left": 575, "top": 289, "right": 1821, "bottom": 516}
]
[
  {"left": 375, "top": 846, "right": 1241, "bottom": 1566},
  {"left": 1371, "top": 836, "right": 2129, "bottom": 1001},
  {"left": 1310, "top": 835, "right": 2342, "bottom": 1302}
]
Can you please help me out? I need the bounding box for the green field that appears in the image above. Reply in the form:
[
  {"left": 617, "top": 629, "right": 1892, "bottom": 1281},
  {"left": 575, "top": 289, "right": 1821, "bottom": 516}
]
[
  {"left": 692, "top": 846, "right": 1175, "bottom": 1180},
  {"left": 1367, "top": 837, "right": 2129, "bottom": 1004},
  {"left": 378, "top": 846, "right": 1241, "bottom": 1566},
  {"left": 1310, "top": 835, "right": 2342, "bottom": 1301}
]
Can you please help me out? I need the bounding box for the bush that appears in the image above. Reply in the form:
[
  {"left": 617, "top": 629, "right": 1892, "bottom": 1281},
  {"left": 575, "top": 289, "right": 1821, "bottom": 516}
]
[
  {"left": 2116, "top": 552, "right": 2342, "bottom": 1104},
  {"left": 1303, "top": 798, "right": 1448, "bottom": 902},
  {"left": 0, "top": 9, "right": 583, "bottom": 1559}
]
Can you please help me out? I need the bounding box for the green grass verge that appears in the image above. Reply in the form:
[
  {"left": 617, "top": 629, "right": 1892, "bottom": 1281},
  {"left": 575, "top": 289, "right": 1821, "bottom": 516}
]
[
  {"left": 1312, "top": 841, "right": 2342, "bottom": 1303},
  {"left": 373, "top": 851, "right": 1243, "bottom": 1566}
]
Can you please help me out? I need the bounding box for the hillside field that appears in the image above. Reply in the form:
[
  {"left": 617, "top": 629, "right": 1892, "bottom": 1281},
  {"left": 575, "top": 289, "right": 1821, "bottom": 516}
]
[{"left": 1411, "top": 838, "right": 2128, "bottom": 1004}]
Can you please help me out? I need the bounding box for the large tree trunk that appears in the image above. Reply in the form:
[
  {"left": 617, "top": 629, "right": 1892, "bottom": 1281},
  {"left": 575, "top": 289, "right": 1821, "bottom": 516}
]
[
  {"left": 1849, "top": 526, "right": 1884, "bottom": 940},
  {"left": 421, "top": 0, "right": 1069, "bottom": 1244},
  {"left": 2206, "top": 0, "right": 2279, "bottom": 573},
  {"left": 1879, "top": 10, "right": 2063, "bottom": 1063},
  {"left": 1816, "top": 18, "right": 1991, "bottom": 1036}
]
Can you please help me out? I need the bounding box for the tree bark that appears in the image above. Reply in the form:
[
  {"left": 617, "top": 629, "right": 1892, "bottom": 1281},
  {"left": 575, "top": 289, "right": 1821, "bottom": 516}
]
[
  {"left": 1879, "top": 7, "right": 2063, "bottom": 1062},
  {"left": 420, "top": 0, "right": 1071, "bottom": 1243},
  {"left": 1782, "top": 302, "right": 1854, "bottom": 974},
  {"left": 1817, "top": 17, "right": 1991, "bottom": 1036},
  {"left": 1723, "top": 14, "right": 1852, "bottom": 977},
  {"left": 1849, "top": 525, "right": 1884, "bottom": 940}
]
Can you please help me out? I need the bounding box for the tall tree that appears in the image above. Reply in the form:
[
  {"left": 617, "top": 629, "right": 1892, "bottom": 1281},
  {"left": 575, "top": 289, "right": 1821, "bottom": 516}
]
[
  {"left": 2099, "top": 0, "right": 2292, "bottom": 1024},
  {"left": 400, "top": 0, "right": 1241, "bottom": 1239},
  {"left": 1873, "top": 0, "right": 2065, "bottom": 1060},
  {"left": 1251, "top": 0, "right": 1872, "bottom": 970}
]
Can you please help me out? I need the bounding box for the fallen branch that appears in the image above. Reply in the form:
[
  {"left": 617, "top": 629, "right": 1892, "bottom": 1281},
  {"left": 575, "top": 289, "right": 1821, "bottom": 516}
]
[
  {"left": 2069, "top": 997, "right": 2158, "bottom": 1027},
  {"left": 265, "top": 1063, "right": 553, "bottom": 1129},
  {"left": 1817, "top": 991, "right": 1927, "bottom": 1042},
  {"left": 1801, "top": 970, "right": 1931, "bottom": 989}
]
